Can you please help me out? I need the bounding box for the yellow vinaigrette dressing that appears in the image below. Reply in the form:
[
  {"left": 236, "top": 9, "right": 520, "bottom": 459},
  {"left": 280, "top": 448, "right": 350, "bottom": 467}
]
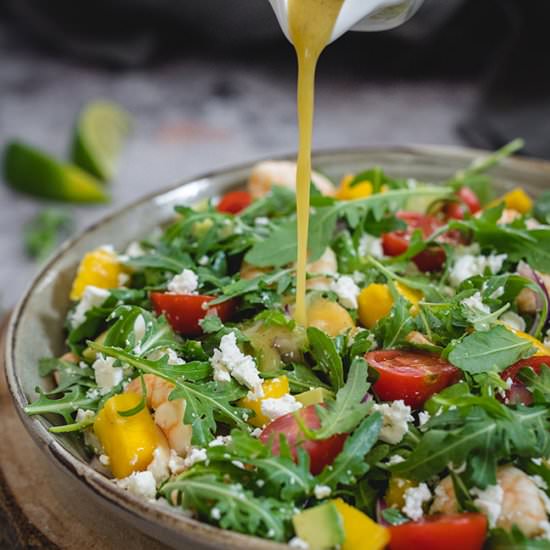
[{"left": 288, "top": 0, "right": 344, "bottom": 325}]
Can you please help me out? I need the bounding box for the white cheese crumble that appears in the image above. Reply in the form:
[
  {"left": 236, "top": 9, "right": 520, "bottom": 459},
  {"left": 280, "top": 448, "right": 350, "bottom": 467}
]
[
  {"left": 69, "top": 285, "right": 110, "bottom": 328},
  {"left": 461, "top": 291, "right": 491, "bottom": 316},
  {"left": 76, "top": 409, "right": 95, "bottom": 423},
  {"left": 210, "top": 332, "right": 264, "bottom": 398},
  {"left": 117, "top": 471, "right": 157, "bottom": 500},
  {"left": 255, "top": 216, "right": 270, "bottom": 226},
  {"left": 250, "top": 427, "right": 263, "bottom": 438},
  {"left": 167, "top": 268, "right": 199, "bottom": 295},
  {"left": 372, "top": 400, "right": 413, "bottom": 445},
  {"left": 402, "top": 483, "right": 431, "bottom": 521},
  {"left": 330, "top": 275, "right": 360, "bottom": 309},
  {"left": 499, "top": 311, "right": 526, "bottom": 333},
  {"left": 147, "top": 447, "right": 170, "bottom": 484},
  {"left": 418, "top": 411, "right": 431, "bottom": 427},
  {"left": 387, "top": 454, "right": 405, "bottom": 465},
  {"left": 198, "top": 255, "right": 209, "bottom": 266},
  {"left": 92, "top": 354, "right": 123, "bottom": 394},
  {"left": 208, "top": 435, "right": 233, "bottom": 447},
  {"left": 449, "top": 252, "right": 507, "bottom": 287},
  {"left": 167, "top": 449, "right": 187, "bottom": 475},
  {"left": 211, "top": 507, "right": 222, "bottom": 520},
  {"left": 359, "top": 234, "right": 384, "bottom": 259},
  {"left": 471, "top": 484, "right": 504, "bottom": 528},
  {"left": 148, "top": 348, "right": 185, "bottom": 365},
  {"left": 289, "top": 537, "right": 309, "bottom": 549},
  {"left": 133, "top": 314, "right": 147, "bottom": 353},
  {"left": 544, "top": 328, "right": 550, "bottom": 349},
  {"left": 125, "top": 241, "right": 145, "bottom": 258},
  {"left": 183, "top": 447, "right": 208, "bottom": 469},
  {"left": 99, "top": 454, "right": 110, "bottom": 466},
  {"left": 260, "top": 394, "right": 302, "bottom": 423},
  {"left": 313, "top": 484, "right": 332, "bottom": 499}
]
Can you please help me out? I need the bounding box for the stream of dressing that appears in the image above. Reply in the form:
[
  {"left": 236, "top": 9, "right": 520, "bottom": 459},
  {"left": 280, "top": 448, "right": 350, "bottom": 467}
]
[{"left": 288, "top": 0, "right": 344, "bottom": 325}]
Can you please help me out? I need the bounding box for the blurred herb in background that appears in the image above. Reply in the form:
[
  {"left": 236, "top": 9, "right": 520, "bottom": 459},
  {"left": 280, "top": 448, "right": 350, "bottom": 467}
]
[{"left": 23, "top": 208, "right": 74, "bottom": 261}]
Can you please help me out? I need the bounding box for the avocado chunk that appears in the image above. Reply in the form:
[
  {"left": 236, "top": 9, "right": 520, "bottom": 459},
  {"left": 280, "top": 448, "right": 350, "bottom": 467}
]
[
  {"left": 295, "top": 387, "right": 333, "bottom": 407},
  {"left": 292, "top": 501, "right": 345, "bottom": 550}
]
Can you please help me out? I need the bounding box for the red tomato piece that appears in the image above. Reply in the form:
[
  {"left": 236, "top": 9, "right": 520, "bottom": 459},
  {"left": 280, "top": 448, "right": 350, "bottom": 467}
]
[
  {"left": 500, "top": 356, "right": 550, "bottom": 405},
  {"left": 444, "top": 201, "right": 466, "bottom": 220},
  {"left": 150, "top": 292, "right": 235, "bottom": 336},
  {"left": 382, "top": 212, "right": 449, "bottom": 272},
  {"left": 458, "top": 186, "right": 482, "bottom": 214},
  {"left": 217, "top": 191, "right": 252, "bottom": 214},
  {"left": 389, "top": 513, "right": 487, "bottom": 550},
  {"left": 260, "top": 404, "right": 347, "bottom": 475},
  {"left": 367, "top": 350, "right": 462, "bottom": 409}
]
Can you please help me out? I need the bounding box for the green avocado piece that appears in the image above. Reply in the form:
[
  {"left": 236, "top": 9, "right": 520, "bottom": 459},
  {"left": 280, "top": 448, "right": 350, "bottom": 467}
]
[
  {"left": 292, "top": 502, "right": 345, "bottom": 550},
  {"left": 295, "top": 387, "right": 333, "bottom": 407},
  {"left": 3, "top": 141, "right": 109, "bottom": 203},
  {"left": 81, "top": 331, "right": 108, "bottom": 363}
]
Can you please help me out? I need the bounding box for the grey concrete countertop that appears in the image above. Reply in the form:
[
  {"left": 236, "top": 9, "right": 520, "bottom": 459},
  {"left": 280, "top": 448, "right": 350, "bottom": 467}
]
[{"left": 0, "top": 26, "right": 474, "bottom": 308}]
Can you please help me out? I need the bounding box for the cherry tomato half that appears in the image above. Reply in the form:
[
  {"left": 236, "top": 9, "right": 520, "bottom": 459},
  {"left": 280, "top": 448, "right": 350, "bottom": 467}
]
[
  {"left": 381, "top": 212, "right": 449, "bottom": 272},
  {"left": 367, "top": 350, "right": 462, "bottom": 409},
  {"left": 260, "top": 404, "right": 347, "bottom": 475},
  {"left": 389, "top": 513, "right": 487, "bottom": 550},
  {"left": 444, "top": 187, "right": 482, "bottom": 220},
  {"left": 500, "top": 355, "right": 550, "bottom": 405},
  {"left": 150, "top": 292, "right": 235, "bottom": 336},
  {"left": 217, "top": 191, "right": 252, "bottom": 214}
]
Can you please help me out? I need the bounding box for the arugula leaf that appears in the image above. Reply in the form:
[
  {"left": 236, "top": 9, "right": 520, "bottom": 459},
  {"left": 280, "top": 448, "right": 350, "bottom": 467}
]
[
  {"left": 519, "top": 364, "right": 550, "bottom": 403},
  {"left": 381, "top": 508, "right": 409, "bottom": 526},
  {"left": 39, "top": 358, "right": 95, "bottom": 395},
  {"left": 284, "top": 364, "right": 331, "bottom": 393},
  {"left": 307, "top": 327, "right": 344, "bottom": 390},
  {"left": 245, "top": 187, "right": 452, "bottom": 268},
  {"left": 104, "top": 305, "right": 182, "bottom": 357},
  {"left": 240, "top": 185, "right": 296, "bottom": 221},
  {"left": 489, "top": 526, "right": 550, "bottom": 549},
  {"left": 24, "top": 386, "right": 99, "bottom": 422},
  {"left": 162, "top": 474, "right": 293, "bottom": 542},
  {"left": 373, "top": 293, "right": 416, "bottom": 349},
  {"left": 89, "top": 343, "right": 248, "bottom": 445},
  {"left": 299, "top": 358, "right": 371, "bottom": 440},
  {"left": 198, "top": 313, "right": 224, "bottom": 334},
  {"left": 447, "top": 325, "right": 535, "bottom": 374},
  {"left": 316, "top": 412, "right": 382, "bottom": 489}
]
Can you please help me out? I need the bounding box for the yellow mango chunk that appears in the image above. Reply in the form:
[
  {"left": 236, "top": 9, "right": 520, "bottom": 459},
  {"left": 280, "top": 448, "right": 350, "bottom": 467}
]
[
  {"left": 501, "top": 324, "right": 550, "bottom": 357},
  {"left": 333, "top": 499, "right": 390, "bottom": 550},
  {"left": 503, "top": 187, "right": 533, "bottom": 214},
  {"left": 70, "top": 246, "right": 125, "bottom": 300},
  {"left": 385, "top": 476, "right": 417, "bottom": 509},
  {"left": 307, "top": 298, "right": 355, "bottom": 337},
  {"left": 238, "top": 376, "right": 290, "bottom": 427},
  {"left": 358, "top": 283, "right": 422, "bottom": 329},
  {"left": 94, "top": 393, "right": 161, "bottom": 479},
  {"left": 336, "top": 174, "right": 373, "bottom": 200}
]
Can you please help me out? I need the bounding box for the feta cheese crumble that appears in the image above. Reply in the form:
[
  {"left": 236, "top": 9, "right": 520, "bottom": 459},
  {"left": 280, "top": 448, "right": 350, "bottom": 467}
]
[
  {"left": 99, "top": 454, "right": 110, "bottom": 466},
  {"left": 499, "top": 311, "right": 526, "bottom": 333},
  {"left": 167, "top": 268, "right": 199, "bottom": 295},
  {"left": 117, "top": 471, "right": 157, "bottom": 500},
  {"left": 208, "top": 435, "right": 233, "bottom": 447},
  {"left": 289, "top": 537, "right": 309, "bottom": 549},
  {"left": 387, "top": 454, "right": 405, "bottom": 465},
  {"left": 449, "top": 252, "right": 507, "bottom": 287},
  {"left": 330, "top": 275, "right": 360, "bottom": 309},
  {"left": 210, "top": 332, "right": 263, "bottom": 398},
  {"left": 76, "top": 409, "right": 95, "bottom": 423},
  {"left": 313, "top": 484, "right": 332, "bottom": 499},
  {"left": 183, "top": 447, "right": 208, "bottom": 469},
  {"left": 147, "top": 447, "right": 170, "bottom": 483},
  {"left": 359, "top": 234, "right": 384, "bottom": 259},
  {"left": 260, "top": 394, "right": 302, "bottom": 422},
  {"left": 418, "top": 411, "right": 431, "bottom": 427},
  {"left": 372, "top": 400, "right": 413, "bottom": 444},
  {"left": 92, "top": 354, "right": 123, "bottom": 394},
  {"left": 402, "top": 483, "right": 431, "bottom": 521},
  {"left": 461, "top": 292, "right": 491, "bottom": 316},
  {"left": 125, "top": 241, "right": 146, "bottom": 258},
  {"left": 471, "top": 484, "right": 504, "bottom": 528},
  {"left": 69, "top": 285, "right": 110, "bottom": 328},
  {"left": 148, "top": 347, "right": 185, "bottom": 366}
]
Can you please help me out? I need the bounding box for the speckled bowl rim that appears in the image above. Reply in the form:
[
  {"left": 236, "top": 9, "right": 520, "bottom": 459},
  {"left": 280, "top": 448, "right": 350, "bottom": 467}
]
[{"left": 6, "top": 145, "right": 550, "bottom": 549}]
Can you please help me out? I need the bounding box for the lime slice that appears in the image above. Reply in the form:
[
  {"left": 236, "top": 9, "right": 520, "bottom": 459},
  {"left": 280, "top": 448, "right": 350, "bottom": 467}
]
[
  {"left": 3, "top": 141, "right": 109, "bottom": 203},
  {"left": 70, "top": 100, "right": 132, "bottom": 181}
]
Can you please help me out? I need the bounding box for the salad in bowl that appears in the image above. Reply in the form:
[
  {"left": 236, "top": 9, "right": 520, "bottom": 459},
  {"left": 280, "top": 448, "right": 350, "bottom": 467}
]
[{"left": 23, "top": 142, "right": 550, "bottom": 549}]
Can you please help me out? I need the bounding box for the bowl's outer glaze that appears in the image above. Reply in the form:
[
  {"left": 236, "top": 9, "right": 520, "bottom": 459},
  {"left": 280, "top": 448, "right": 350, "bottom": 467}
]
[{"left": 6, "top": 147, "right": 550, "bottom": 549}]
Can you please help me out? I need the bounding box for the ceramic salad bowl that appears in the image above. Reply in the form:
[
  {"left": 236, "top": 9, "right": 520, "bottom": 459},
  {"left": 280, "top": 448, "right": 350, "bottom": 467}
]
[{"left": 5, "top": 146, "right": 550, "bottom": 549}]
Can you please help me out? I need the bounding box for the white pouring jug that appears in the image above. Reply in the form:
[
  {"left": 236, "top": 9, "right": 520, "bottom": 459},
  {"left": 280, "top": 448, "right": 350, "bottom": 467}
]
[{"left": 269, "top": 0, "right": 424, "bottom": 43}]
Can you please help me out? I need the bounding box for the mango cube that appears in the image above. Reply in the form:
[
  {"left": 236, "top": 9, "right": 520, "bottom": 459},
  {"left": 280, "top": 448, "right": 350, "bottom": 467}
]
[
  {"left": 503, "top": 187, "right": 533, "bottom": 214},
  {"left": 336, "top": 174, "right": 373, "bottom": 200}
]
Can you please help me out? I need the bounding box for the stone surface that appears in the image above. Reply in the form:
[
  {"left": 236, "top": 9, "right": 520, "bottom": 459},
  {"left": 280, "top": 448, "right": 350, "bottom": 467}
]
[{"left": 0, "top": 24, "right": 473, "bottom": 306}]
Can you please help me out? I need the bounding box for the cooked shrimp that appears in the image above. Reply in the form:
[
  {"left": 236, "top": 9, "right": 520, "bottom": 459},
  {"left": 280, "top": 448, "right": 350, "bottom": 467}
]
[
  {"left": 247, "top": 161, "right": 335, "bottom": 199},
  {"left": 431, "top": 465, "right": 548, "bottom": 537},
  {"left": 306, "top": 247, "right": 338, "bottom": 290},
  {"left": 516, "top": 272, "right": 550, "bottom": 315},
  {"left": 126, "top": 374, "right": 192, "bottom": 456}
]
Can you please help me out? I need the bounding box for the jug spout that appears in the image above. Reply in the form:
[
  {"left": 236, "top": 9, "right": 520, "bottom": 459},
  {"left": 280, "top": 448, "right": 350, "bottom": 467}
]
[{"left": 268, "top": 0, "right": 423, "bottom": 44}]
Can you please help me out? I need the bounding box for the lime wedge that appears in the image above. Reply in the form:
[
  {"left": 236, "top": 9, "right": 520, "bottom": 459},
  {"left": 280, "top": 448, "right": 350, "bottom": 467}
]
[
  {"left": 70, "top": 100, "right": 132, "bottom": 181},
  {"left": 3, "top": 141, "right": 109, "bottom": 203}
]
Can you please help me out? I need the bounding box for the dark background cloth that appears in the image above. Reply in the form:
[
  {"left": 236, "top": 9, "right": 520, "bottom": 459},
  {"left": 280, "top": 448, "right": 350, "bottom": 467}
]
[{"left": 1, "top": 0, "right": 550, "bottom": 158}]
